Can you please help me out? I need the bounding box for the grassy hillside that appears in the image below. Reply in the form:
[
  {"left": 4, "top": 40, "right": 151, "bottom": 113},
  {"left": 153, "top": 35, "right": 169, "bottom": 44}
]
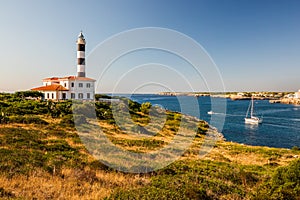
[{"left": 0, "top": 92, "right": 299, "bottom": 199}]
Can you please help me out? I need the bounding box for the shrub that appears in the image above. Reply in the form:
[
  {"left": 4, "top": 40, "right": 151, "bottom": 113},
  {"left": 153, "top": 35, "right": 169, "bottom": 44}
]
[
  {"left": 89, "top": 160, "right": 112, "bottom": 171},
  {"left": 15, "top": 91, "right": 43, "bottom": 98},
  {"left": 96, "top": 107, "right": 113, "bottom": 120},
  {"left": 8, "top": 115, "right": 48, "bottom": 125},
  {"left": 292, "top": 146, "right": 300, "bottom": 151},
  {"left": 74, "top": 114, "right": 87, "bottom": 125},
  {"left": 0, "top": 115, "right": 8, "bottom": 124},
  {"left": 72, "top": 102, "right": 95, "bottom": 118},
  {"left": 140, "top": 102, "right": 152, "bottom": 114},
  {"left": 128, "top": 99, "right": 141, "bottom": 112},
  {"left": 95, "top": 94, "right": 111, "bottom": 100},
  {"left": 0, "top": 101, "right": 9, "bottom": 108},
  {"left": 0, "top": 148, "right": 45, "bottom": 177},
  {"left": 254, "top": 159, "right": 300, "bottom": 199},
  {"left": 59, "top": 114, "right": 87, "bottom": 127},
  {"left": 60, "top": 114, "right": 75, "bottom": 126}
]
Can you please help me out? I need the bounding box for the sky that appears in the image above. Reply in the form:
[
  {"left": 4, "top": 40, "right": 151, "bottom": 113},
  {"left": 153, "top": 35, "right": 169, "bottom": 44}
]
[{"left": 0, "top": 0, "right": 300, "bottom": 93}]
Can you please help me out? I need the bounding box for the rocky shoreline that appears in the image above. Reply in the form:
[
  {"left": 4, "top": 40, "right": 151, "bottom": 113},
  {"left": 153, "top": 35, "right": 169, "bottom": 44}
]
[
  {"left": 269, "top": 98, "right": 300, "bottom": 105},
  {"left": 158, "top": 92, "right": 300, "bottom": 105},
  {"left": 228, "top": 95, "right": 277, "bottom": 100},
  {"left": 158, "top": 92, "right": 284, "bottom": 100}
]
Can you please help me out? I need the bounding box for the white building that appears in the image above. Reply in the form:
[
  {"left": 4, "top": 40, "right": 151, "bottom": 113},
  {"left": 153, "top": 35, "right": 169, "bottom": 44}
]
[
  {"left": 32, "top": 32, "right": 95, "bottom": 100},
  {"left": 295, "top": 89, "right": 300, "bottom": 99}
]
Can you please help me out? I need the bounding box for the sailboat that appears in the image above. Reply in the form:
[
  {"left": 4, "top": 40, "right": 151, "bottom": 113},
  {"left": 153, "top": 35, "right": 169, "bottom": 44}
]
[
  {"left": 207, "top": 111, "right": 214, "bottom": 115},
  {"left": 245, "top": 96, "right": 263, "bottom": 124}
]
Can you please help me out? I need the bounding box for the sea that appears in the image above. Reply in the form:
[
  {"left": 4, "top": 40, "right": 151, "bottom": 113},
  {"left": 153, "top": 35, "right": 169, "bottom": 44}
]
[{"left": 113, "top": 94, "right": 300, "bottom": 149}]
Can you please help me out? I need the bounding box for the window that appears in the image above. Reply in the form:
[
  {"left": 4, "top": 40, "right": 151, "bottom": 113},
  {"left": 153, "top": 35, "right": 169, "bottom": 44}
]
[
  {"left": 71, "top": 93, "right": 75, "bottom": 99},
  {"left": 51, "top": 93, "right": 54, "bottom": 99},
  {"left": 87, "top": 93, "right": 90, "bottom": 99},
  {"left": 78, "top": 44, "right": 85, "bottom": 51},
  {"left": 64, "top": 83, "right": 67, "bottom": 87},
  {"left": 86, "top": 83, "right": 91, "bottom": 88},
  {"left": 71, "top": 82, "right": 74, "bottom": 87},
  {"left": 78, "top": 58, "right": 85, "bottom": 65},
  {"left": 47, "top": 93, "right": 49, "bottom": 99},
  {"left": 79, "top": 83, "right": 83, "bottom": 87},
  {"left": 78, "top": 93, "right": 83, "bottom": 99}
]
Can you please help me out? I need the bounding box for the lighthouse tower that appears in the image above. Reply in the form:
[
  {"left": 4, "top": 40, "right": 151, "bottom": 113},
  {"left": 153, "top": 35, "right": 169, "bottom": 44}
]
[{"left": 77, "top": 31, "right": 86, "bottom": 77}]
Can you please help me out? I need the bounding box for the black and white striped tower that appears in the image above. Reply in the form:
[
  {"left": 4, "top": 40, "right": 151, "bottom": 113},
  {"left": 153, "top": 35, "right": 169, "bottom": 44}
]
[{"left": 76, "top": 31, "right": 86, "bottom": 77}]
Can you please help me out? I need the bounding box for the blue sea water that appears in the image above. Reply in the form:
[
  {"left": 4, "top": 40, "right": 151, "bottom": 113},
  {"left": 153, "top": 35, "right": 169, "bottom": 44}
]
[{"left": 116, "top": 94, "right": 300, "bottom": 149}]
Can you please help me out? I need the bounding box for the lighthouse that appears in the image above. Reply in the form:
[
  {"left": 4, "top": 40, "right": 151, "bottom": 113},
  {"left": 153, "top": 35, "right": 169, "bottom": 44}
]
[
  {"left": 77, "top": 31, "right": 86, "bottom": 77},
  {"left": 31, "top": 31, "right": 96, "bottom": 100}
]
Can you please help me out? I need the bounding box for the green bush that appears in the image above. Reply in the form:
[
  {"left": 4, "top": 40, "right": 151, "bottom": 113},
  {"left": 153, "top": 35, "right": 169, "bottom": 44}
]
[
  {"left": 15, "top": 91, "right": 43, "bottom": 98},
  {"left": 0, "top": 127, "right": 88, "bottom": 177},
  {"left": 254, "top": 159, "right": 300, "bottom": 199},
  {"left": 128, "top": 99, "right": 141, "bottom": 112},
  {"left": 0, "top": 148, "right": 45, "bottom": 177},
  {"left": 95, "top": 94, "right": 111, "bottom": 100},
  {"left": 0, "top": 115, "right": 8, "bottom": 124},
  {"left": 292, "top": 146, "right": 300, "bottom": 151},
  {"left": 140, "top": 102, "right": 151, "bottom": 114},
  {"left": 73, "top": 102, "right": 96, "bottom": 118},
  {"left": 60, "top": 114, "right": 87, "bottom": 127},
  {"left": 0, "top": 101, "right": 9, "bottom": 108},
  {"left": 46, "top": 101, "right": 73, "bottom": 118},
  {"left": 8, "top": 115, "right": 48, "bottom": 125},
  {"left": 60, "top": 114, "right": 75, "bottom": 126},
  {"left": 197, "top": 121, "right": 209, "bottom": 136}
]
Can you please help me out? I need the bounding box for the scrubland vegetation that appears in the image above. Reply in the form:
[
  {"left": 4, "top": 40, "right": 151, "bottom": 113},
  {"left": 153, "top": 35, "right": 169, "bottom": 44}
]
[{"left": 0, "top": 92, "right": 299, "bottom": 199}]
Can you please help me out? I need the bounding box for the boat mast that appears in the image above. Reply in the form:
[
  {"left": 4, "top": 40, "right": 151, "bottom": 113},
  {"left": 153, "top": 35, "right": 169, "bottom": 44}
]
[{"left": 251, "top": 96, "right": 254, "bottom": 117}]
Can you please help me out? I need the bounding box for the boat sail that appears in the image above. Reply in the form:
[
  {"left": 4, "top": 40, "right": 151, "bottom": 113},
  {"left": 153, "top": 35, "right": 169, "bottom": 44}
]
[{"left": 245, "top": 96, "right": 262, "bottom": 124}]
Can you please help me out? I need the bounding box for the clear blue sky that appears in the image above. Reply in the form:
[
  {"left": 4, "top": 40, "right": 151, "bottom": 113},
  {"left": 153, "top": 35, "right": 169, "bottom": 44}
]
[{"left": 0, "top": 0, "right": 299, "bottom": 92}]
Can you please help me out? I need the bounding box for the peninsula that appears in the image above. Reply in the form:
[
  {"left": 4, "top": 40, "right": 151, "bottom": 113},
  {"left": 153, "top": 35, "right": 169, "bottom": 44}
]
[{"left": 158, "top": 91, "right": 293, "bottom": 100}]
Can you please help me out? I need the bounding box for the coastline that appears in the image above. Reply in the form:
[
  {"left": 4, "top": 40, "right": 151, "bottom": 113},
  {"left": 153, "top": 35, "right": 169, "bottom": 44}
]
[
  {"left": 158, "top": 91, "right": 287, "bottom": 100},
  {"left": 269, "top": 97, "right": 300, "bottom": 105},
  {"left": 158, "top": 91, "right": 300, "bottom": 105}
]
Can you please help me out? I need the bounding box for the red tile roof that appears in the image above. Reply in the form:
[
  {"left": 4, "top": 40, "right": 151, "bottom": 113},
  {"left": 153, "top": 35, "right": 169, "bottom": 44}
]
[
  {"left": 42, "top": 77, "right": 60, "bottom": 81},
  {"left": 43, "top": 76, "right": 95, "bottom": 81},
  {"left": 31, "top": 84, "right": 69, "bottom": 91}
]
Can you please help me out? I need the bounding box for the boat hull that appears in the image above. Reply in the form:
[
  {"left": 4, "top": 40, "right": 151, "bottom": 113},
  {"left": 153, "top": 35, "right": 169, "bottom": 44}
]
[{"left": 245, "top": 117, "right": 263, "bottom": 124}]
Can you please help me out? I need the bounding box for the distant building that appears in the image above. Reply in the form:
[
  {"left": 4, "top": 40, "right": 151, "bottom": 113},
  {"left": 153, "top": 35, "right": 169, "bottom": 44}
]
[
  {"left": 31, "top": 32, "right": 95, "bottom": 100},
  {"left": 295, "top": 89, "right": 300, "bottom": 99},
  {"left": 284, "top": 93, "right": 295, "bottom": 99}
]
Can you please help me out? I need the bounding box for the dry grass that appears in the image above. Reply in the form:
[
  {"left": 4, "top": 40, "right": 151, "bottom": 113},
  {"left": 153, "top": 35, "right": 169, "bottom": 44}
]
[
  {"left": 0, "top": 168, "right": 149, "bottom": 200},
  {"left": 202, "top": 141, "right": 299, "bottom": 167}
]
